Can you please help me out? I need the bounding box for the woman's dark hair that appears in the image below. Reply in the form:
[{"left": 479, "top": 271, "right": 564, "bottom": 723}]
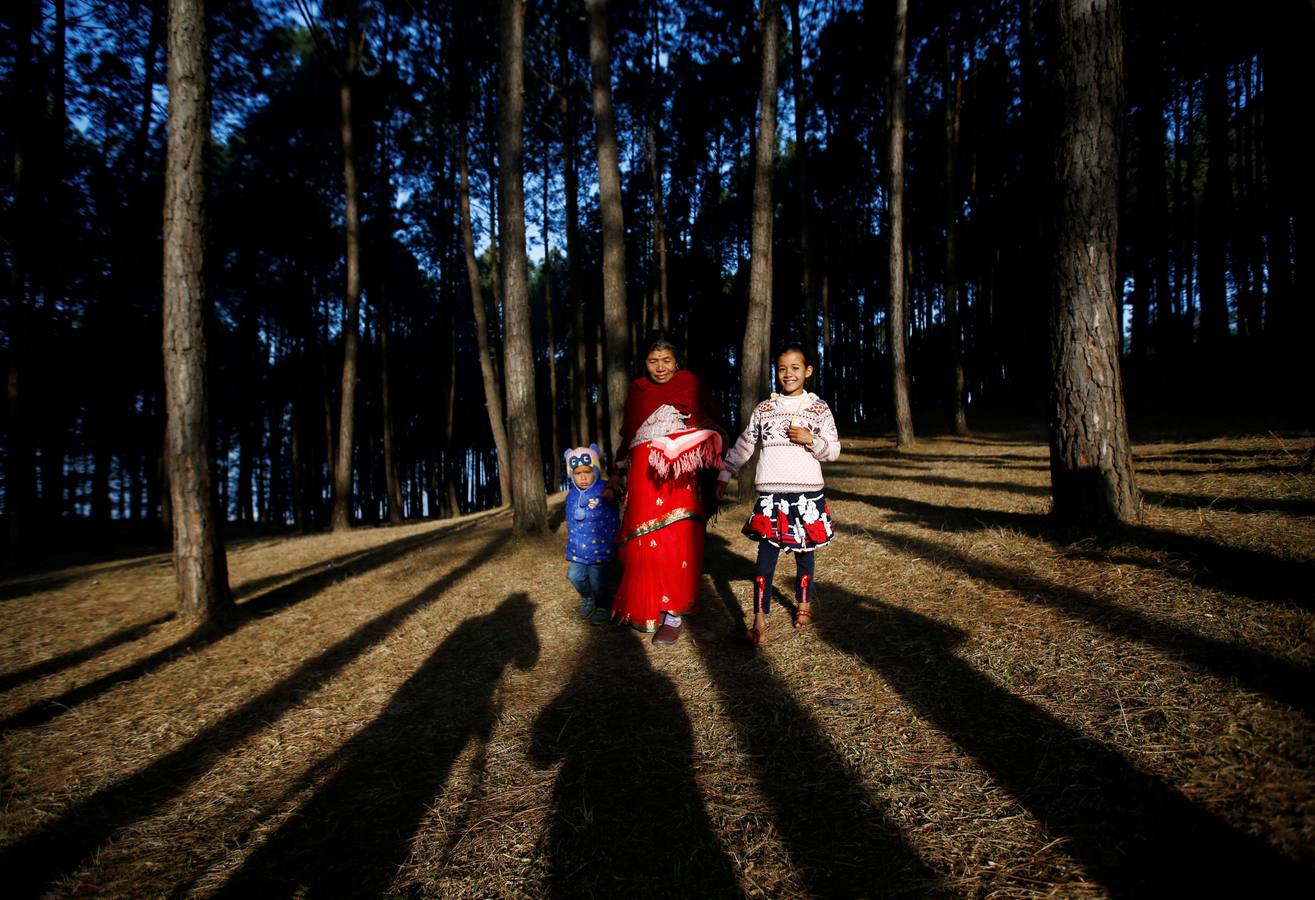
[
  {"left": 644, "top": 333, "right": 681, "bottom": 363},
  {"left": 775, "top": 343, "right": 813, "bottom": 368}
]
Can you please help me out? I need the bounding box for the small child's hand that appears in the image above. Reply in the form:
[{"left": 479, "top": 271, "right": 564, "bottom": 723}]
[
  {"left": 715, "top": 481, "right": 728, "bottom": 501},
  {"left": 787, "top": 424, "right": 815, "bottom": 447}
]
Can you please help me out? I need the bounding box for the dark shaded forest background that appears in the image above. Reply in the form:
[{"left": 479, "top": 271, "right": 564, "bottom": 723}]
[{"left": 1, "top": 0, "right": 1310, "bottom": 552}]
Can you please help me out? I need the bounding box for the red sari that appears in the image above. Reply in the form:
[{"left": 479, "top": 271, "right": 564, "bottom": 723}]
[{"left": 610, "top": 372, "right": 722, "bottom": 632}]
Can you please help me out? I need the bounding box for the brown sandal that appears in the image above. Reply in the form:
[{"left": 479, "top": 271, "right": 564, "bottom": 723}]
[{"left": 794, "top": 603, "right": 813, "bottom": 630}]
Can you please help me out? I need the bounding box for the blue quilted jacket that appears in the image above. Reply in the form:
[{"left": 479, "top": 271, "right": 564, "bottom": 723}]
[{"left": 566, "top": 480, "right": 619, "bottom": 565}]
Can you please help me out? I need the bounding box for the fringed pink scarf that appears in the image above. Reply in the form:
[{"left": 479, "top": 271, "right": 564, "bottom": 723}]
[{"left": 647, "top": 428, "right": 723, "bottom": 479}]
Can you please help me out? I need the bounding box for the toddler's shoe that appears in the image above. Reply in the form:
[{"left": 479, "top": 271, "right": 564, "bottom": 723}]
[
  {"left": 589, "top": 606, "right": 611, "bottom": 626},
  {"left": 578, "top": 596, "right": 595, "bottom": 619}
]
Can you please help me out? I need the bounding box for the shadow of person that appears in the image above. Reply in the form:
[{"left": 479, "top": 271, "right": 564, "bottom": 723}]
[
  {"left": 215, "top": 593, "right": 539, "bottom": 897},
  {"left": 695, "top": 532, "right": 941, "bottom": 896},
  {"left": 813, "top": 584, "right": 1308, "bottom": 895},
  {"left": 531, "top": 628, "right": 743, "bottom": 898}
]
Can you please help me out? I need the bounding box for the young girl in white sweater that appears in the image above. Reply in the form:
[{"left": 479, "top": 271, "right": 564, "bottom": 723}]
[{"left": 717, "top": 345, "right": 840, "bottom": 646}]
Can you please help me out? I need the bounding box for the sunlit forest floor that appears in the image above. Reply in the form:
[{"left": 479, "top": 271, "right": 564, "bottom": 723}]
[{"left": 2, "top": 432, "right": 1313, "bottom": 898}]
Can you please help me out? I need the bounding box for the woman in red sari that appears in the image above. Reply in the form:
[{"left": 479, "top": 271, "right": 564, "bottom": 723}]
[{"left": 606, "top": 339, "right": 722, "bottom": 644}]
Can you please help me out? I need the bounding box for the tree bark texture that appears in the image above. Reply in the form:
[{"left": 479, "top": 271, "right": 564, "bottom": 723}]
[
  {"left": 460, "top": 133, "right": 515, "bottom": 509},
  {"left": 330, "top": 16, "right": 364, "bottom": 531},
  {"left": 887, "top": 0, "right": 915, "bottom": 447},
  {"left": 498, "top": 0, "right": 548, "bottom": 535},
  {"left": 162, "top": 0, "right": 231, "bottom": 624},
  {"left": 739, "top": 0, "right": 781, "bottom": 450},
  {"left": 1046, "top": 0, "right": 1139, "bottom": 527},
  {"left": 586, "top": 0, "right": 630, "bottom": 461}
]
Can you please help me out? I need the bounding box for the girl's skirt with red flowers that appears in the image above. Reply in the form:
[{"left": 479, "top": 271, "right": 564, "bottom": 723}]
[
  {"left": 742, "top": 491, "right": 835, "bottom": 552},
  {"left": 612, "top": 429, "right": 721, "bottom": 632}
]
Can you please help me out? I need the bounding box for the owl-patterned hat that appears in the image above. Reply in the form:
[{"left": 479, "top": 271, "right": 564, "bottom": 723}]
[{"left": 564, "top": 444, "right": 604, "bottom": 478}]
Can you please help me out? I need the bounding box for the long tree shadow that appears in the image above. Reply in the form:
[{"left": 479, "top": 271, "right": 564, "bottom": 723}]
[
  {"left": 0, "top": 552, "right": 173, "bottom": 604},
  {"left": 530, "top": 627, "right": 745, "bottom": 897},
  {"left": 0, "top": 533, "right": 505, "bottom": 898},
  {"left": 849, "top": 469, "right": 1051, "bottom": 497},
  {"left": 691, "top": 533, "right": 941, "bottom": 896},
  {"left": 1141, "top": 489, "right": 1315, "bottom": 517},
  {"left": 1145, "top": 464, "right": 1302, "bottom": 477},
  {"left": 841, "top": 446, "right": 1050, "bottom": 469},
  {"left": 0, "top": 521, "right": 473, "bottom": 731},
  {"left": 828, "top": 487, "right": 1315, "bottom": 611},
  {"left": 828, "top": 517, "right": 1315, "bottom": 719},
  {"left": 215, "top": 592, "right": 539, "bottom": 897},
  {"left": 813, "top": 584, "right": 1310, "bottom": 894},
  {"left": 0, "top": 612, "right": 174, "bottom": 695}
]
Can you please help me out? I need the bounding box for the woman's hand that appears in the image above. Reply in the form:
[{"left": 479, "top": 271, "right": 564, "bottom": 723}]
[
  {"left": 787, "top": 424, "right": 815, "bottom": 447},
  {"left": 602, "top": 476, "right": 625, "bottom": 503}
]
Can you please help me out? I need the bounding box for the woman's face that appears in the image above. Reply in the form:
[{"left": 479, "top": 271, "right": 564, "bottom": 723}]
[{"left": 645, "top": 348, "right": 678, "bottom": 384}]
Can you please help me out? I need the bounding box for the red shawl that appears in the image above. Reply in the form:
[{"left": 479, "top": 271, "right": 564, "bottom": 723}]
[{"left": 617, "top": 369, "right": 721, "bottom": 458}]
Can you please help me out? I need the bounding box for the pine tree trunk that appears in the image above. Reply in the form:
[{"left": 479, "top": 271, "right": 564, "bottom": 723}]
[
  {"left": 330, "top": 17, "right": 364, "bottom": 531},
  {"left": 498, "top": 0, "right": 548, "bottom": 534},
  {"left": 379, "top": 111, "right": 404, "bottom": 525},
  {"left": 888, "top": 0, "right": 915, "bottom": 447},
  {"left": 380, "top": 306, "right": 403, "bottom": 523},
  {"left": 162, "top": 0, "right": 231, "bottom": 624},
  {"left": 445, "top": 323, "right": 461, "bottom": 517},
  {"left": 131, "top": 0, "right": 165, "bottom": 172},
  {"left": 788, "top": 0, "right": 817, "bottom": 368},
  {"left": 647, "top": 123, "right": 669, "bottom": 332},
  {"left": 945, "top": 25, "right": 968, "bottom": 436},
  {"left": 1260, "top": 3, "right": 1307, "bottom": 359},
  {"left": 593, "top": 319, "right": 607, "bottom": 453},
  {"left": 6, "top": 0, "right": 38, "bottom": 551},
  {"left": 737, "top": 0, "right": 780, "bottom": 490},
  {"left": 543, "top": 145, "right": 560, "bottom": 470},
  {"left": 586, "top": 0, "right": 630, "bottom": 461},
  {"left": 1198, "top": 48, "right": 1232, "bottom": 357},
  {"left": 460, "top": 133, "right": 515, "bottom": 509},
  {"left": 1047, "top": 0, "right": 1139, "bottom": 527},
  {"left": 559, "top": 29, "right": 588, "bottom": 447},
  {"left": 820, "top": 248, "right": 831, "bottom": 397}
]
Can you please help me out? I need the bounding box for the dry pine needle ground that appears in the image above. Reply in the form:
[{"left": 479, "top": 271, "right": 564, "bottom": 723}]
[{"left": 2, "top": 432, "right": 1313, "bottom": 897}]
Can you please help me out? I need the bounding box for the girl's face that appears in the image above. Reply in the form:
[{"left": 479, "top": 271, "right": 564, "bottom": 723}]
[
  {"left": 776, "top": 351, "right": 813, "bottom": 396},
  {"left": 645, "top": 348, "right": 678, "bottom": 384},
  {"left": 572, "top": 465, "right": 596, "bottom": 489}
]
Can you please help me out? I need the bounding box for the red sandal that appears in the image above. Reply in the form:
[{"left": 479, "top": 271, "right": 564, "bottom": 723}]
[{"left": 747, "top": 614, "right": 768, "bottom": 647}]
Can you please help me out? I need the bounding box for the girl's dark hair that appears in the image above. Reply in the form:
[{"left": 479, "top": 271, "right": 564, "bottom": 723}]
[{"left": 776, "top": 343, "right": 813, "bottom": 367}]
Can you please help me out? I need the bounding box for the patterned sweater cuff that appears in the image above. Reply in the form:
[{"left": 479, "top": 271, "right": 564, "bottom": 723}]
[{"left": 809, "top": 435, "right": 831, "bottom": 459}]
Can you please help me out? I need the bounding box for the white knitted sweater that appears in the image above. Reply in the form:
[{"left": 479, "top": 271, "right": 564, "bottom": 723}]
[{"left": 719, "top": 392, "right": 840, "bottom": 493}]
